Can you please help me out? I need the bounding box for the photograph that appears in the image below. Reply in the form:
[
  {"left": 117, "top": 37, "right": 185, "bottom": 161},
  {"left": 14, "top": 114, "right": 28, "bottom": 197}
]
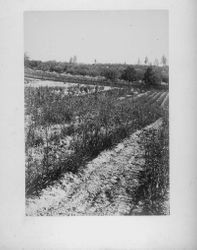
[{"left": 24, "top": 10, "right": 169, "bottom": 216}]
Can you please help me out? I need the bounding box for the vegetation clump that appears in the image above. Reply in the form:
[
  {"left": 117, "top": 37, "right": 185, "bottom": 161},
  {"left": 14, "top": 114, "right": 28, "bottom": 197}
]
[
  {"left": 133, "top": 115, "right": 169, "bottom": 215},
  {"left": 144, "top": 66, "right": 162, "bottom": 86},
  {"left": 121, "top": 66, "right": 137, "bottom": 82}
]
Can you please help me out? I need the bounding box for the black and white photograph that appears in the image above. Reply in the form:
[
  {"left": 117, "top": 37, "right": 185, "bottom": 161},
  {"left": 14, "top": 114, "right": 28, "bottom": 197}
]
[
  {"left": 1, "top": 0, "right": 197, "bottom": 248},
  {"left": 24, "top": 10, "right": 169, "bottom": 216}
]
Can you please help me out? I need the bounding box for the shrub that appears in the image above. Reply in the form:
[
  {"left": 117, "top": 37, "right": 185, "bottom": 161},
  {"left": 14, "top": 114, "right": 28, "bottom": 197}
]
[
  {"left": 135, "top": 69, "right": 145, "bottom": 81},
  {"left": 121, "top": 66, "right": 137, "bottom": 82},
  {"left": 102, "top": 68, "right": 119, "bottom": 81},
  {"left": 144, "top": 66, "right": 162, "bottom": 86},
  {"left": 161, "top": 72, "right": 169, "bottom": 84}
]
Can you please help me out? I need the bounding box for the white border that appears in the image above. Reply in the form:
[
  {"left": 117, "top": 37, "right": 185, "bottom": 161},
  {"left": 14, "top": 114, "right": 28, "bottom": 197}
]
[{"left": 0, "top": 0, "right": 197, "bottom": 249}]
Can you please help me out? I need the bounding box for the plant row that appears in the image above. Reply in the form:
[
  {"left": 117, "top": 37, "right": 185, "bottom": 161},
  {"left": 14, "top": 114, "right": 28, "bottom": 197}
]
[
  {"left": 25, "top": 87, "right": 167, "bottom": 196},
  {"left": 132, "top": 112, "right": 169, "bottom": 215}
]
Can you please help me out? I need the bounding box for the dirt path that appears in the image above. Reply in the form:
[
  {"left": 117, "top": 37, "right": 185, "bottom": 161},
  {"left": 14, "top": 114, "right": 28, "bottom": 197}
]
[{"left": 26, "top": 118, "right": 164, "bottom": 216}]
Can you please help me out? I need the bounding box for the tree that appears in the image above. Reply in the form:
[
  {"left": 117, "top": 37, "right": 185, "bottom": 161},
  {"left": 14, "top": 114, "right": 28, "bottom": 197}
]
[
  {"left": 121, "top": 66, "right": 137, "bottom": 82},
  {"left": 46, "top": 60, "right": 56, "bottom": 72},
  {"left": 144, "top": 66, "right": 162, "bottom": 86},
  {"left": 161, "top": 72, "right": 169, "bottom": 84},
  {"left": 69, "top": 55, "right": 77, "bottom": 64},
  {"left": 24, "top": 53, "right": 30, "bottom": 67},
  {"left": 73, "top": 55, "right": 77, "bottom": 64},
  {"left": 54, "top": 64, "right": 64, "bottom": 74},
  {"left": 144, "top": 56, "right": 149, "bottom": 65},
  {"left": 161, "top": 55, "right": 167, "bottom": 67},
  {"left": 40, "top": 62, "right": 50, "bottom": 72},
  {"left": 154, "top": 58, "right": 159, "bottom": 66},
  {"left": 28, "top": 60, "right": 41, "bottom": 69},
  {"left": 135, "top": 69, "right": 144, "bottom": 81},
  {"left": 103, "top": 68, "right": 118, "bottom": 81}
]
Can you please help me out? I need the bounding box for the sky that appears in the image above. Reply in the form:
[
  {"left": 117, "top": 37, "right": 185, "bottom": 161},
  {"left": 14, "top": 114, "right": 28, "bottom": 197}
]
[{"left": 24, "top": 10, "right": 168, "bottom": 64}]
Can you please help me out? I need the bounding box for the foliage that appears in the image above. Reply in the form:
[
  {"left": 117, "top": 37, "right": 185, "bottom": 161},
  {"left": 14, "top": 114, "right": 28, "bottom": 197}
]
[
  {"left": 161, "top": 67, "right": 169, "bottom": 83},
  {"left": 24, "top": 56, "right": 168, "bottom": 86},
  {"left": 161, "top": 55, "right": 167, "bottom": 67},
  {"left": 154, "top": 58, "right": 159, "bottom": 66},
  {"left": 121, "top": 66, "right": 137, "bottom": 82},
  {"left": 134, "top": 115, "right": 169, "bottom": 215},
  {"left": 144, "top": 56, "right": 149, "bottom": 65},
  {"left": 135, "top": 69, "right": 145, "bottom": 81},
  {"left": 144, "top": 66, "right": 162, "bottom": 86},
  {"left": 102, "top": 68, "right": 119, "bottom": 81},
  {"left": 25, "top": 85, "right": 167, "bottom": 196},
  {"left": 24, "top": 53, "right": 30, "bottom": 67},
  {"left": 162, "top": 73, "right": 169, "bottom": 84}
]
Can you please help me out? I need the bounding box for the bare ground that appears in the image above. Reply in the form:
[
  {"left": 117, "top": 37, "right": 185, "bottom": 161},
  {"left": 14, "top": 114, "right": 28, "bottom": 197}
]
[{"left": 26, "top": 118, "right": 169, "bottom": 216}]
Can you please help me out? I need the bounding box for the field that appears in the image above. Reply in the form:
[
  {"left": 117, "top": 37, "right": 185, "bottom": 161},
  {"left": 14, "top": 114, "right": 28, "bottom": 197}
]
[{"left": 25, "top": 76, "right": 169, "bottom": 215}]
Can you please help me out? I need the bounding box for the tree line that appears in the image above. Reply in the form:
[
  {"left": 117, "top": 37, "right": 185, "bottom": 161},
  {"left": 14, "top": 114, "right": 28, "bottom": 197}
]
[{"left": 24, "top": 54, "right": 169, "bottom": 85}]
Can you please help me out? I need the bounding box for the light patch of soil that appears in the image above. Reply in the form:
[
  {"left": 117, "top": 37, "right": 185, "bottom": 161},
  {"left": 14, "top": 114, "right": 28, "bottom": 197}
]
[
  {"left": 25, "top": 78, "right": 112, "bottom": 92},
  {"left": 26, "top": 118, "right": 166, "bottom": 216}
]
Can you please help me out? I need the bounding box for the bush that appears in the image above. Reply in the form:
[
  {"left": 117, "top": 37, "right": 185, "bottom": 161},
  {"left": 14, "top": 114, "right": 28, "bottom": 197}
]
[
  {"left": 102, "top": 68, "right": 119, "bottom": 81},
  {"left": 135, "top": 69, "right": 145, "bottom": 81},
  {"left": 121, "top": 66, "right": 136, "bottom": 82},
  {"left": 144, "top": 66, "right": 162, "bottom": 86},
  {"left": 161, "top": 72, "right": 169, "bottom": 84}
]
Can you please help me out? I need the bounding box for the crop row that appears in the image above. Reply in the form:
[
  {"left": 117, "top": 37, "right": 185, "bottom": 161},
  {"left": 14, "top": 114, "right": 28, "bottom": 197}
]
[
  {"left": 132, "top": 115, "right": 169, "bottom": 215},
  {"left": 25, "top": 86, "right": 168, "bottom": 196}
]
